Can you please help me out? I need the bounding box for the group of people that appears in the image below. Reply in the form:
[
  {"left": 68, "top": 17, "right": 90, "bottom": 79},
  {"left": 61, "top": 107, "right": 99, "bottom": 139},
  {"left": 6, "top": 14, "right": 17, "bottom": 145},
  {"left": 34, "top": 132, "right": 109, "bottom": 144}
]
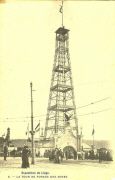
[
  {"left": 65, "top": 149, "right": 77, "bottom": 160},
  {"left": 48, "top": 148, "right": 64, "bottom": 163},
  {"left": 45, "top": 148, "right": 77, "bottom": 162},
  {"left": 85, "top": 151, "right": 99, "bottom": 160},
  {"left": 85, "top": 150, "right": 113, "bottom": 162},
  {"left": 3, "top": 144, "right": 113, "bottom": 168},
  {"left": 98, "top": 150, "right": 113, "bottom": 162},
  {"left": 3, "top": 143, "right": 31, "bottom": 168}
]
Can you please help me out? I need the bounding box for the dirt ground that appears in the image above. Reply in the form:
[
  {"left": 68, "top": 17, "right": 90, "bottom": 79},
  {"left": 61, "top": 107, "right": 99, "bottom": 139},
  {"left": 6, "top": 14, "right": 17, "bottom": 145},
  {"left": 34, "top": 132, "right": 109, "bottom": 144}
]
[{"left": 0, "top": 157, "right": 115, "bottom": 180}]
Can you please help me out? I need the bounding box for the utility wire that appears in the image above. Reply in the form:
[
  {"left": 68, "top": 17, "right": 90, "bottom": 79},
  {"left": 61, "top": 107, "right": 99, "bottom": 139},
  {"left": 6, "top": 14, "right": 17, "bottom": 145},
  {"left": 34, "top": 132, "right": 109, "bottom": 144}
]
[
  {"left": 76, "top": 97, "right": 110, "bottom": 109},
  {"left": 78, "top": 108, "right": 112, "bottom": 117},
  {"left": 0, "top": 115, "right": 46, "bottom": 120},
  {"left": 0, "top": 97, "right": 110, "bottom": 120},
  {"left": 0, "top": 108, "right": 112, "bottom": 122},
  {"left": 77, "top": 80, "right": 112, "bottom": 85},
  {"left": 0, "top": 116, "right": 31, "bottom": 120}
]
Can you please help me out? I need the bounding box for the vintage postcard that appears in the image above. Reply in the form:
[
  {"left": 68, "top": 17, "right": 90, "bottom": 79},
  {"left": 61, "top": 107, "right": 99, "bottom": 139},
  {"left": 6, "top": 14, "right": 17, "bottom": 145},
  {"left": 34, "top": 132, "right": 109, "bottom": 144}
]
[{"left": 0, "top": 0, "right": 115, "bottom": 180}]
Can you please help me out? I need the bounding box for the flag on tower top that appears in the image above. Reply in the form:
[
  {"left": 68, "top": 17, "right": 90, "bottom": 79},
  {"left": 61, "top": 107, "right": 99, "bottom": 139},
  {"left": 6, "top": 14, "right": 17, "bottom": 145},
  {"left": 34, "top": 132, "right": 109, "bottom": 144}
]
[
  {"left": 92, "top": 128, "right": 95, "bottom": 135},
  {"left": 59, "top": 5, "right": 62, "bottom": 13}
]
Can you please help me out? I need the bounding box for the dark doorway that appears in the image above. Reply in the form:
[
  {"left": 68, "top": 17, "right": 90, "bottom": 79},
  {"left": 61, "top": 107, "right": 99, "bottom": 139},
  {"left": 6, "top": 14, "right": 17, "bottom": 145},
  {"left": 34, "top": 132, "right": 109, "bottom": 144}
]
[{"left": 63, "top": 146, "right": 77, "bottom": 159}]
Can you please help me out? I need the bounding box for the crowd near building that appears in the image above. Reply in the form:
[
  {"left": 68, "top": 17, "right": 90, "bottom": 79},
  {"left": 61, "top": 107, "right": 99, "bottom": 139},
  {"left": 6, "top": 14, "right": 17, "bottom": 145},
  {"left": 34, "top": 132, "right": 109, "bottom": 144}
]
[{"left": 0, "top": 127, "right": 113, "bottom": 163}]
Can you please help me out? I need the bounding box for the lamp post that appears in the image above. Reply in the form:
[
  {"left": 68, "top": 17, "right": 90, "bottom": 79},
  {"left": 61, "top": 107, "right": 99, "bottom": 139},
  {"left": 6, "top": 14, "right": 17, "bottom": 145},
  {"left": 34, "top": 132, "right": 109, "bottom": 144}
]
[{"left": 30, "top": 82, "right": 35, "bottom": 164}]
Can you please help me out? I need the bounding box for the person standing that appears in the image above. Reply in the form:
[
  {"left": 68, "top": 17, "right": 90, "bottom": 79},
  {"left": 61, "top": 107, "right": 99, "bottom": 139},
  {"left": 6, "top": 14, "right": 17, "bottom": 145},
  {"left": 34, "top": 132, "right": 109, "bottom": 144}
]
[
  {"left": 54, "top": 148, "right": 60, "bottom": 163},
  {"left": 59, "top": 149, "right": 64, "bottom": 162},
  {"left": 74, "top": 150, "right": 77, "bottom": 160},
  {"left": 4, "top": 144, "right": 8, "bottom": 161},
  {"left": 13, "top": 148, "right": 16, "bottom": 158},
  {"left": 99, "top": 151, "right": 103, "bottom": 163},
  {"left": 21, "top": 145, "right": 30, "bottom": 168},
  {"left": 65, "top": 149, "right": 69, "bottom": 160}
]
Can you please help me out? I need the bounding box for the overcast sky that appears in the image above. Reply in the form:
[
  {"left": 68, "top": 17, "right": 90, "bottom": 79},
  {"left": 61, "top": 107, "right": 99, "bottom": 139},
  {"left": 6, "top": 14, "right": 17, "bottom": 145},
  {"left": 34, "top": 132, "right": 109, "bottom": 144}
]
[{"left": 0, "top": 1, "right": 115, "bottom": 144}]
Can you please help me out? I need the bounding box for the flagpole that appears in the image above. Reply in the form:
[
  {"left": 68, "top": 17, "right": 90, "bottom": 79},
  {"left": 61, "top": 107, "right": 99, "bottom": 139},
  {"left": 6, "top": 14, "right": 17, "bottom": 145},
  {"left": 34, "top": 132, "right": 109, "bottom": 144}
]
[
  {"left": 39, "top": 121, "right": 40, "bottom": 138},
  {"left": 62, "top": 0, "right": 63, "bottom": 27},
  {"left": 30, "top": 82, "right": 35, "bottom": 164},
  {"left": 93, "top": 125, "right": 94, "bottom": 149}
]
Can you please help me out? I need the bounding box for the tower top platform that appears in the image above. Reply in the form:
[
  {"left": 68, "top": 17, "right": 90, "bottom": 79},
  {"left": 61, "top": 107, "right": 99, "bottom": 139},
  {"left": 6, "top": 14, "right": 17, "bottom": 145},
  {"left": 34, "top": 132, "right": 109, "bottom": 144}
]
[{"left": 55, "top": 27, "right": 70, "bottom": 35}]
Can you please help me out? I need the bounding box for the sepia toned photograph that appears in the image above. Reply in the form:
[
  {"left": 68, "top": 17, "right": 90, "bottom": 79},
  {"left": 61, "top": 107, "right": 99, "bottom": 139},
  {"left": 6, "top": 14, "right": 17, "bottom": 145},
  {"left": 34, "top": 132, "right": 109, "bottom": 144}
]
[{"left": 0, "top": 0, "right": 115, "bottom": 180}]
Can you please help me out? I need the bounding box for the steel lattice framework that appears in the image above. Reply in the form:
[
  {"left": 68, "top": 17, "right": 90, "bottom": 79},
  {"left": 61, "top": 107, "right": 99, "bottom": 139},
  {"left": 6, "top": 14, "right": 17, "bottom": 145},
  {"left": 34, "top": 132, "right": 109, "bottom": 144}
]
[{"left": 45, "top": 27, "right": 78, "bottom": 138}]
